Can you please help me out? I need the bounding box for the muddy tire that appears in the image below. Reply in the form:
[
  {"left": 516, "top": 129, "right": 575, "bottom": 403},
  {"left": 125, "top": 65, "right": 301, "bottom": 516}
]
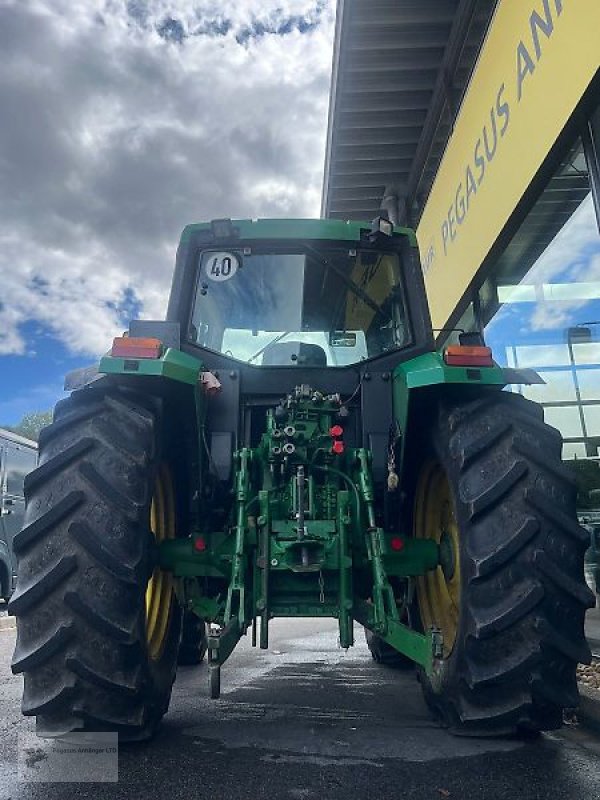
[
  {"left": 178, "top": 612, "right": 208, "bottom": 666},
  {"left": 0, "top": 563, "right": 11, "bottom": 603},
  {"left": 413, "top": 391, "right": 594, "bottom": 736},
  {"left": 9, "top": 384, "right": 182, "bottom": 741}
]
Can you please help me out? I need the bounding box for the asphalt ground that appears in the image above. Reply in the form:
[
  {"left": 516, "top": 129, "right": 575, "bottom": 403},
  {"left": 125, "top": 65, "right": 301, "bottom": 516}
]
[{"left": 2, "top": 618, "right": 600, "bottom": 799}]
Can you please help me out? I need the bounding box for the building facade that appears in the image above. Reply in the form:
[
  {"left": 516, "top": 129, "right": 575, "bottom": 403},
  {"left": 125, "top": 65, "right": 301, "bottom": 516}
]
[{"left": 323, "top": 0, "right": 600, "bottom": 503}]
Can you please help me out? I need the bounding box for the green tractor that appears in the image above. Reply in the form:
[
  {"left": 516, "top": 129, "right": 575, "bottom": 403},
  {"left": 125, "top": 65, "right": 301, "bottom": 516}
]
[{"left": 10, "top": 217, "right": 594, "bottom": 739}]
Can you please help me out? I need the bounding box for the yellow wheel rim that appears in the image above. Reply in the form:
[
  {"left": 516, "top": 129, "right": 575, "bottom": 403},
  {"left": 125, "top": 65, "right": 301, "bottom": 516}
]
[
  {"left": 145, "top": 464, "right": 175, "bottom": 661},
  {"left": 415, "top": 460, "right": 461, "bottom": 657}
]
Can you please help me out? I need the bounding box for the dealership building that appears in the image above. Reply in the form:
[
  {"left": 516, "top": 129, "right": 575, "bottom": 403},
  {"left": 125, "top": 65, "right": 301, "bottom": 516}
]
[{"left": 323, "top": 0, "right": 600, "bottom": 477}]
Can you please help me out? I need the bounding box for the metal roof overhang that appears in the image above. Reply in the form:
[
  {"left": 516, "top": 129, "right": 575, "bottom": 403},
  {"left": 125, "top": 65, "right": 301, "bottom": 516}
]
[{"left": 322, "top": 0, "right": 497, "bottom": 226}]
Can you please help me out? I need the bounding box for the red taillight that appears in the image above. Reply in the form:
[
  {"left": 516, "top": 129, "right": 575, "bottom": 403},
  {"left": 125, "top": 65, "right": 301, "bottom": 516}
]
[
  {"left": 332, "top": 440, "right": 345, "bottom": 455},
  {"left": 444, "top": 345, "right": 494, "bottom": 367},
  {"left": 194, "top": 536, "right": 207, "bottom": 552},
  {"left": 390, "top": 536, "right": 404, "bottom": 552},
  {"left": 330, "top": 424, "right": 343, "bottom": 438},
  {"left": 111, "top": 337, "right": 163, "bottom": 359}
]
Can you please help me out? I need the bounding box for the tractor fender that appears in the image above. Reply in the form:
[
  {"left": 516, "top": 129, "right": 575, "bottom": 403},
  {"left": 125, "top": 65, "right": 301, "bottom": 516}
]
[
  {"left": 392, "top": 351, "right": 543, "bottom": 476},
  {"left": 64, "top": 346, "right": 205, "bottom": 392},
  {"left": 65, "top": 320, "right": 203, "bottom": 391},
  {"left": 98, "top": 347, "right": 204, "bottom": 386}
]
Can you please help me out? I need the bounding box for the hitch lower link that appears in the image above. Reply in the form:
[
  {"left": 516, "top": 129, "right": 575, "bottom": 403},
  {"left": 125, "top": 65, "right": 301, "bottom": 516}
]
[{"left": 207, "top": 620, "right": 242, "bottom": 699}]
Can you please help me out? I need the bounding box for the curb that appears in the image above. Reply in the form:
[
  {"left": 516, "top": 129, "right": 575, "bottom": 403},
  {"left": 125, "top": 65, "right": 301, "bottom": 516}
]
[
  {"left": 0, "top": 616, "right": 16, "bottom": 632},
  {"left": 577, "top": 686, "right": 600, "bottom": 735}
]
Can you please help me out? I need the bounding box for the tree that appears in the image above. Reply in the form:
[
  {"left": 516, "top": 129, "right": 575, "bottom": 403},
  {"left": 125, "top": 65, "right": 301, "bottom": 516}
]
[{"left": 4, "top": 411, "right": 53, "bottom": 442}]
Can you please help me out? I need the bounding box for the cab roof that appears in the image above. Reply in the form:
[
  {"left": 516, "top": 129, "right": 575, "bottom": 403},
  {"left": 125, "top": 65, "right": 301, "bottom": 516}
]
[{"left": 179, "top": 218, "right": 418, "bottom": 248}]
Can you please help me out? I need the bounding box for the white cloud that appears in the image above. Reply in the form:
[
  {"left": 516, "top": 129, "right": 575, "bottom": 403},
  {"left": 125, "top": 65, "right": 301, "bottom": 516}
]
[
  {"left": 528, "top": 195, "right": 600, "bottom": 284},
  {"left": 525, "top": 195, "right": 600, "bottom": 332},
  {"left": 0, "top": 0, "right": 335, "bottom": 357}
]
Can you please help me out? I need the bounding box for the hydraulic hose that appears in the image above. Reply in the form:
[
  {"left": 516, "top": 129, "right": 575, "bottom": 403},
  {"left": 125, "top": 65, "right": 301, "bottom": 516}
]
[{"left": 310, "top": 463, "right": 362, "bottom": 522}]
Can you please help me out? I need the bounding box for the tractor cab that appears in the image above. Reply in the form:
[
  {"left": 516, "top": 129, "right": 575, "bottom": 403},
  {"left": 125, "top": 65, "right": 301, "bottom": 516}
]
[{"left": 167, "top": 217, "right": 435, "bottom": 375}]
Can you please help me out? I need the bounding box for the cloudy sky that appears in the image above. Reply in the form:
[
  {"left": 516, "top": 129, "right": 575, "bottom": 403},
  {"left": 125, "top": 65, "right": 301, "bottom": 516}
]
[{"left": 0, "top": 0, "right": 335, "bottom": 424}]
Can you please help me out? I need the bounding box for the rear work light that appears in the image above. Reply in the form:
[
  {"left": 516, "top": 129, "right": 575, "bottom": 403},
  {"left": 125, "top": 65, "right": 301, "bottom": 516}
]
[
  {"left": 444, "top": 345, "right": 494, "bottom": 367},
  {"left": 111, "top": 337, "right": 163, "bottom": 359}
]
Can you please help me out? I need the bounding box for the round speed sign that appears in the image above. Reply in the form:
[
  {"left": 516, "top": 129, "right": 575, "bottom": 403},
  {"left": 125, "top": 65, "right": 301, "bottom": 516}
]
[{"left": 204, "top": 252, "right": 240, "bottom": 282}]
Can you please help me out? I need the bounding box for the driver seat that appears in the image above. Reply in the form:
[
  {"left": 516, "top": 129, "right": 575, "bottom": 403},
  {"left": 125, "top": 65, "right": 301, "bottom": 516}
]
[{"left": 262, "top": 341, "right": 327, "bottom": 367}]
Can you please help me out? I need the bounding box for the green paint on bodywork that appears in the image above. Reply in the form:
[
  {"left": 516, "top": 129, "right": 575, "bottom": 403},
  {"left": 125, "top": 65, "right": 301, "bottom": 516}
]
[
  {"left": 394, "top": 351, "right": 509, "bottom": 390},
  {"left": 179, "top": 218, "right": 418, "bottom": 248},
  {"left": 392, "top": 351, "right": 508, "bottom": 439},
  {"left": 99, "top": 347, "right": 203, "bottom": 385},
  {"left": 383, "top": 536, "right": 439, "bottom": 576},
  {"left": 159, "top": 532, "right": 439, "bottom": 583},
  {"left": 159, "top": 538, "right": 231, "bottom": 578}
]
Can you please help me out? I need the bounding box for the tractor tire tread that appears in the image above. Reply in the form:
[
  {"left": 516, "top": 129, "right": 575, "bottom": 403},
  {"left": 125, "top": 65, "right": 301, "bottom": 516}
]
[
  {"left": 417, "top": 390, "right": 591, "bottom": 735},
  {"left": 10, "top": 385, "right": 180, "bottom": 740},
  {"left": 9, "top": 555, "right": 78, "bottom": 616},
  {"left": 13, "top": 491, "right": 85, "bottom": 555},
  {"left": 69, "top": 520, "right": 140, "bottom": 583},
  {"left": 473, "top": 518, "right": 539, "bottom": 579},
  {"left": 473, "top": 582, "right": 544, "bottom": 638},
  {"left": 12, "top": 623, "right": 76, "bottom": 673},
  {"left": 65, "top": 656, "right": 141, "bottom": 696},
  {"left": 466, "top": 459, "right": 528, "bottom": 519},
  {"left": 78, "top": 461, "right": 143, "bottom": 520},
  {"left": 24, "top": 439, "right": 95, "bottom": 494},
  {"left": 64, "top": 591, "right": 137, "bottom": 643}
]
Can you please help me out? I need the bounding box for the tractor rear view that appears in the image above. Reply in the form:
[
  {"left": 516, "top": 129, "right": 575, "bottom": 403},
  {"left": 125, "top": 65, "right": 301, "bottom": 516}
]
[{"left": 10, "top": 217, "right": 594, "bottom": 740}]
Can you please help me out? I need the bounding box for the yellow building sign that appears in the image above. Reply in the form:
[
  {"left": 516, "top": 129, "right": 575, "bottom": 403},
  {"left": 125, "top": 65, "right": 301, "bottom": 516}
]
[{"left": 417, "top": 0, "right": 600, "bottom": 329}]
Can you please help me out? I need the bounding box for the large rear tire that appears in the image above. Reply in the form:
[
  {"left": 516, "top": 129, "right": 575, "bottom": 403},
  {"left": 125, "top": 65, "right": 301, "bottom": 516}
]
[
  {"left": 413, "top": 391, "right": 594, "bottom": 736},
  {"left": 178, "top": 612, "right": 208, "bottom": 666},
  {"left": 0, "top": 563, "right": 11, "bottom": 603},
  {"left": 9, "top": 385, "right": 182, "bottom": 741}
]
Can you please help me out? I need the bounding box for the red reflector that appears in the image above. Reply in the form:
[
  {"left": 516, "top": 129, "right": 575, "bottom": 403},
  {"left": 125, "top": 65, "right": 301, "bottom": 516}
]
[
  {"left": 444, "top": 345, "right": 493, "bottom": 367},
  {"left": 332, "top": 440, "right": 345, "bottom": 455},
  {"left": 330, "top": 424, "right": 343, "bottom": 438},
  {"left": 111, "top": 337, "right": 163, "bottom": 359},
  {"left": 194, "top": 537, "right": 207, "bottom": 552},
  {"left": 390, "top": 536, "right": 404, "bottom": 552}
]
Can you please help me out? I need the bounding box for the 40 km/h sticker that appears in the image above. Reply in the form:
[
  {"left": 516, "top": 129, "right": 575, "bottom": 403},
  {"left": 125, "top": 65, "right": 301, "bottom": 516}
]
[{"left": 205, "top": 252, "right": 239, "bottom": 282}]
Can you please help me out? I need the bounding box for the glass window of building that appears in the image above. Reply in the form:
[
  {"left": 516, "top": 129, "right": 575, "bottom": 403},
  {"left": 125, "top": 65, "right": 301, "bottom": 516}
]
[{"left": 476, "top": 133, "right": 600, "bottom": 511}]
